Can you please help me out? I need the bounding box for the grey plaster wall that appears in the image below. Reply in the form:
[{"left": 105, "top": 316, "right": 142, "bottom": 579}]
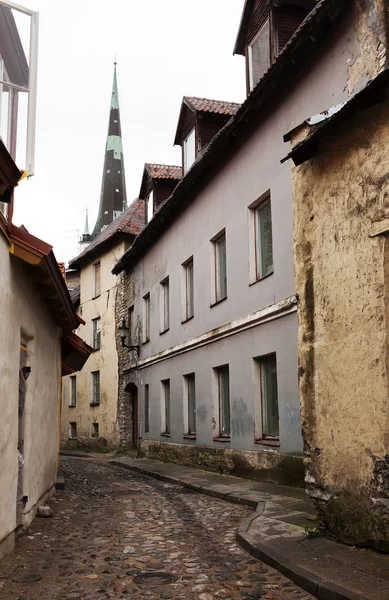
[{"left": 116, "top": 8, "right": 366, "bottom": 462}]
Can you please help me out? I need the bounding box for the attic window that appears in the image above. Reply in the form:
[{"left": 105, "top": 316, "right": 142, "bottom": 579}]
[
  {"left": 248, "top": 19, "right": 271, "bottom": 91},
  {"left": 183, "top": 128, "right": 196, "bottom": 174},
  {"left": 146, "top": 190, "right": 154, "bottom": 223}
]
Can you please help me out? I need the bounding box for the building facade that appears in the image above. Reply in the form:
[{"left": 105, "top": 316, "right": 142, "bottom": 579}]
[
  {"left": 113, "top": 0, "right": 387, "bottom": 485},
  {"left": 0, "top": 2, "right": 91, "bottom": 560},
  {"left": 286, "top": 66, "right": 389, "bottom": 549}
]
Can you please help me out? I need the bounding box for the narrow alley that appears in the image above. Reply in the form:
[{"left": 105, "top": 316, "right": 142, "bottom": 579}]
[{"left": 0, "top": 457, "right": 313, "bottom": 600}]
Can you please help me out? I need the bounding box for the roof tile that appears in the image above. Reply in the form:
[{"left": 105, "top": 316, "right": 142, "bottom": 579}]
[
  {"left": 184, "top": 97, "right": 240, "bottom": 116},
  {"left": 146, "top": 163, "right": 182, "bottom": 180},
  {"left": 69, "top": 198, "right": 145, "bottom": 268}
]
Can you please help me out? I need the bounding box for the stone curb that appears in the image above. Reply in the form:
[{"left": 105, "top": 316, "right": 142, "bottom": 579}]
[
  {"left": 59, "top": 451, "right": 95, "bottom": 459},
  {"left": 109, "top": 460, "right": 367, "bottom": 600}
]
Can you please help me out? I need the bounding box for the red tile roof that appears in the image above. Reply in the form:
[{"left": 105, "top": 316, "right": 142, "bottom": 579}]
[
  {"left": 184, "top": 97, "right": 241, "bottom": 116},
  {"left": 69, "top": 198, "right": 145, "bottom": 269},
  {"left": 146, "top": 163, "right": 182, "bottom": 180}
]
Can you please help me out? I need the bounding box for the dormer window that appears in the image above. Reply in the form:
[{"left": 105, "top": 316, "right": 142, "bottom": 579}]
[
  {"left": 183, "top": 128, "right": 196, "bottom": 174},
  {"left": 146, "top": 190, "right": 154, "bottom": 223},
  {"left": 248, "top": 19, "right": 271, "bottom": 92}
]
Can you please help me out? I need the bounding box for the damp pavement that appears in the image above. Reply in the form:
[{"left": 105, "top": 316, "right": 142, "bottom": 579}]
[{"left": 0, "top": 456, "right": 314, "bottom": 600}]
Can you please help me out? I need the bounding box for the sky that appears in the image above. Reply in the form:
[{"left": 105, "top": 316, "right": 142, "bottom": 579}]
[{"left": 11, "top": 0, "right": 246, "bottom": 264}]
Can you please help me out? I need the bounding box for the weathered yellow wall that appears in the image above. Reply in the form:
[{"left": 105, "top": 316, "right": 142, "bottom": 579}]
[
  {"left": 293, "top": 102, "right": 389, "bottom": 549},
  {"left": 61, "top": 240, "right": 127, "bottom": 447}
]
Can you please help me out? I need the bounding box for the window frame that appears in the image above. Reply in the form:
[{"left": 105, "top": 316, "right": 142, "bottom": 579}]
[
  {"left": 143, "top": 293, "right": 150, "bottom": 343},
  {"left": 161, "top": 379, "right": 171, "bottom": 435},
  {"left": 91, "top": 422, "right": 99, "bottom": 438},
  {"left": 91, "top": 370, "right": 100, "bottom": 406},
  {"left": 183, "top": 127, "right": 196, "bottom": 174},
  {"left": 69, "top": 375, "right": 76, "bottom": 407},
  {"left": 212, "top": 230, "right": 227, "bottom": 305},
  {"left": 69, "top": 421, "right": 77, "bottom": 440},
  {"left": 214, "top": 365, "right": 231, "bottom": 439},
  {"left": 92, "top": 317, "right": 101, "bottom": 350},
  {"left": 144, "top": 384, "right": 150, "bottom": 434},
  {"left": 182, "top": 257, "right": 194, "bottom": 322},
  {"left": 254, "top": 353, "right": 280, "bottom": 444},
  {"left": 254, "top": 194, "right": 274, "bottom": 281},
  {"left": 160, "top": 277, "right": 170, "bottom": 333},
  {"left": 146, "top": 189, "right": 154, "bottom": 223},
  {"left": 184, "top": 373, "right": 196, "bottom": 436},
  {"left": 247, "top": 17, "right": 273, "bottom": 92},
  {"left": 93, "top": 261, "right": 101, "bottom": 298}
]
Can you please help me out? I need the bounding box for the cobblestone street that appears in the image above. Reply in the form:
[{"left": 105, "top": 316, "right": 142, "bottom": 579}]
[{"left": 0, "top": 457, "right": 314, "bottom": 600}]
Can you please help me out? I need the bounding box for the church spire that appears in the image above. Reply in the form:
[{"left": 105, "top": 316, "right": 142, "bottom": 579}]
[{"left": 91, "top": 62, "right": 127, "bottom": 238}]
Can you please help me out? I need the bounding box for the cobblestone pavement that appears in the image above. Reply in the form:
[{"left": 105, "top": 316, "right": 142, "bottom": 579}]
[{"left": 0, "top": 457, "right": 314, "bottom": 600}]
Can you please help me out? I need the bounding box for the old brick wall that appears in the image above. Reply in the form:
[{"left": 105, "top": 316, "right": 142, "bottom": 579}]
[
  {"left": 115, "top": 267, "right": 140, "bottom": 449},
  {"left": 293, "top": 101, "right": 389, "bottom": 550}
]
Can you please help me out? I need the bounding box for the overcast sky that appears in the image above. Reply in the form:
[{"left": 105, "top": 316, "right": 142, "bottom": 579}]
[{"left": 12, "top": 0, "right": 246, "bottom": 264}]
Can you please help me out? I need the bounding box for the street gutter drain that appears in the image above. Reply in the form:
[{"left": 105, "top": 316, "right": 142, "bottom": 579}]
[{"left": 133, "top": 572, "right": 177, "bottom": 586}]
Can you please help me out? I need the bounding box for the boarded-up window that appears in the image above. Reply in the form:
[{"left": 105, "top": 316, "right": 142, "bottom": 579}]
[{"left": 248, "top": 19, "right": 271, "bottom": 91}]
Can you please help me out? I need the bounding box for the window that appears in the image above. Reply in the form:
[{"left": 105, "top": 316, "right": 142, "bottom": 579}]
[
  {"left": 128, "top": 305, "right": 134, "bottom": 344},
  {"left": 143, "top": 293, "right": 150, "bottom": 343},
  {"left": 69, "top": 422, "right": 77, "bottom": 439},
  {"left": 92, "top": 318, "right": 101, "bottom": 350},
  {"left": 248, "top": 19, "right": 271, "bottom": 91},
  {"left": 161, "top": 379, "right": 171, "bottom": 434},
  {"left": 216, "top": 366, "right": 230, "bottom": 437},
  {"left": 91, "top": 422, "right": 99, "bottom": 437},
  {"left": 183, "top": 128, "right": 196, "bottom": 173},
  {"left": 184, "top": 374, "right": 196, "bottom": 435},
  {"left": 160, "top": 277, "right": 169, "bottom": 333},
  {"left": 94, "top": 262, "right": 101, "bottom": 297},
  {"left": 254, "top": 196, "right": 274, "bottom": 279},
  {"left": 144, "top": 384, "right": 150, "bottom": 434},
  {"left": 69, "top": 376, "right": 76, "bottom": 407},
  {"left": 183, "top": 258, "right": 194, "bottom": 321},
  {"left": 146, "top": 191, "right": 154, "bottom": 223},
  {"left": 213, "top": 232, "right": 227, "bottom": 303},
  {"left": 91, "top": 371, "right": 100, "bottom": 405},
  {"left": 260, "top": 354, "right": 279, "bottom": 439}
]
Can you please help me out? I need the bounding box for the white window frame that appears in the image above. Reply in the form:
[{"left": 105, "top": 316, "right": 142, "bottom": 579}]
[
  {"left": 248, "top": 18, "right": 271, "bottom": 92},
  {"left": 253, "top": 353, "right": 280, "bottom": 441},
  {"left": 212, "top": 230, "right": 227, "bottom": 304},
  {"left": 93, "top": 261, "right": 101, "bottom": 298},
  {"left": 143, "top": 293, "right": 150, "bottom": 343},
  {"left": 0, "top": 1, "right": 39, "bottom": 175},
  {"left": 183, "top": 373, "right": 196, "bottom": 436},
  {"left": 214, "top": 365, "right": 230, "bottom": 438},
  {"left": 69, "top": 375, "right": 76, "bottom": 407},
  {"left": 92, "top": 317, "right": 101, "bottom": 350},
  {"left": 183, "top": 127, "right": 196, "bottom": 174},
  {"left": 91, "top": 370, "right": 100, "bottom": 405},
  {"left": 146, "top": 190, "right": 154, "bottom": 223},
  {"left": 182, "top": 257, "right": 194, "bottom": 322},
  {"left": 160, "top": 277, "right": 169, "bottom": 333},
  {"left": 161, "top": 379, "right": 171, "bottom": 435}
]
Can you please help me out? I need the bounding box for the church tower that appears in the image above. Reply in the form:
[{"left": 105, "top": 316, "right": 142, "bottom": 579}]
[{"left": 91, "top": 62, "right": 127, "bottom": 238}]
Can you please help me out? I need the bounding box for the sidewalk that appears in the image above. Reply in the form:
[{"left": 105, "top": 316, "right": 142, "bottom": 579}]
[{"left": 111, "top": 456, "right": 389, "bottom": 600}]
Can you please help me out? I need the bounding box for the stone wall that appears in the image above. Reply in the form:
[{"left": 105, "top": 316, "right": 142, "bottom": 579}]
[
  {"left": 293, "top": 101, "right": 389, "bottom": 550},
  {"left": 141, "top": 441, "right": 304, "bottom": 487},
  {"left": 115, "top": 267, "right": 139, "bottom": 450}
]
